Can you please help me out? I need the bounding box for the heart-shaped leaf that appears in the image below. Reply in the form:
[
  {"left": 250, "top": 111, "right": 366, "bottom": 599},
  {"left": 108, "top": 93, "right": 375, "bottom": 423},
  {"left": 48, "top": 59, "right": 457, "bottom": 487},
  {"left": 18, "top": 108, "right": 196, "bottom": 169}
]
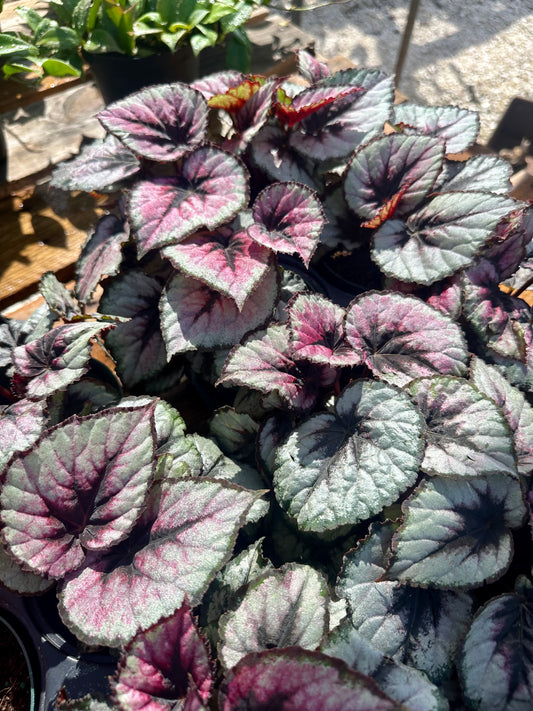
[
  {"left": 387, "top": 474, "right": 526, "bottom": 588},
  {"left": 162, "top": 215, "right": 272, "bottom": 309},
  {"left": 219, "top": 563, "right": 329, "bottom": 669},
  {"left": 219, "top": 648, "right": 404, "bottom": 710},
  {"left": 1, "top": 404, "right": 156, "bottom": 579},
  {"left": 274, "top": 379, "right": 424, "bottom": 531},
  {"left": 129, "top": 146, "right": 249, "bottom": 256},
  {"left": 50, "top": 135, "right": 140, "bottom": 192},
  {"left": 58, "top": 478, "right": 259, "bottom": 646},
  {"left": 98, "top": 82, "right": 208, "bottom": 161},
  {"left": 159, "top": 267, "right": 278, "bottom": 356},
  {"left": 371, "top": 192, "right": 517, "bottom": 285},
  {"left": 344, "top": 292, "right": 469, "bottom": 386},
  {"left": 248, "top": 182, "right": 325, "bottom": 267},
  {"left": 112, "top": 602, "right": 213, "bottom": 711},
  {"left": 344, "top": 133, "right": 444, "bottom": 221},
  {"left": 459, "top": 579, "right": 533, "bottom": 711},
  {"left": 392, "top": 103, "right": 480, "bottom": 153},
  {"left": 406, "top": 375, "right": 517, "bottom": 478}
]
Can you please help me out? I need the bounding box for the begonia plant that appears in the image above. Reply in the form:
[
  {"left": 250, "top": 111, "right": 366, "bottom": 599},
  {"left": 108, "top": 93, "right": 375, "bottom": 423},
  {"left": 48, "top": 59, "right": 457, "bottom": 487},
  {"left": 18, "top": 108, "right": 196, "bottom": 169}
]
[{"left": 1, "top": 50, "right": 533, "bottom": 710}]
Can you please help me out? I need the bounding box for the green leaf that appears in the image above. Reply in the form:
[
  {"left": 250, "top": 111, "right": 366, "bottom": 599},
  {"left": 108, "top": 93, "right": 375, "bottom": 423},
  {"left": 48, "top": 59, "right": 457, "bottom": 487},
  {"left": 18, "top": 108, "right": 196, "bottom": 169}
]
[
  {"left": 36, "top": 26, "right": 81, "bottom": 51},
  {"left": 42, "top": 55, "right": 82, "bottom": 77},
  {"left": 225, "top": 27, "right": 251, "bottom": 72},
  {"left": 0, "top": 34, "right": 36, "bottom": 57}
]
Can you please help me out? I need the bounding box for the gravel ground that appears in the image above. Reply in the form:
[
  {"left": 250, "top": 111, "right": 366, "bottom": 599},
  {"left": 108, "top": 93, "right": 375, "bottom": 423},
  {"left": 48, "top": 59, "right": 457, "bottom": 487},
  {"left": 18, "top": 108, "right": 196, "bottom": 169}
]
[{"left": 285, "top": 0, "right": 533, "bottom": 145}]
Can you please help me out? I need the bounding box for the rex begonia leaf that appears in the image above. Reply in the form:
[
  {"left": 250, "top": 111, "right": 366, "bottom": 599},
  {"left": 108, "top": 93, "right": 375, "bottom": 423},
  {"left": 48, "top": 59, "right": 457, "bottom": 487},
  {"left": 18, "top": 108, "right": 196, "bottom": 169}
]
[
  {"left": 209, "top": 406, "right": 259, "bottom": 460},
  {"left": 191, "top": 71, "right": 244, "bottom": 100},
  {"left": 482, "top": 206, "right": 532, "bottom": 281},
  {"left": 320, "top": 67, "right": 389, "bottom": 90},
  {"left": 288, "top": 293, "right": 363, "bottom": 366},
  {"left": 112, "top": 602, "right": 213, "bottom": 711},
  {"left": 459, "top": 579, "right": 533, "bottom": 711},
  {"left": 98, "top": 82, "right": 208, "bottom": 161},
  {"left": 250, "top": 125, "right": 316, "bottom": 188},
  {"left": 275, "top": 84, "right": 363, "bottom": 129},
  {"left": 99, "top": 270, "right": 167, "bottom": 388},
  {"left": 58, "top": 477, "right": 259, "bottom": 646},
  {"left": 0, "top": 542, "right": 53, "bottom": 594},
  {"left": 371, "top": 192, "right": 517, "bottom": 285},
  {"left": 219, "top": 648, "right": 404, "bottom": 711},
  {"left": 337, "top": 522, "right": 474, "bottom": 683},
  {"left": 439, "top": 154, "right": 513, "bottom": 194},
  {"left": 50, "top": 135, "right": 140, "bottom": 192},
  {"left": 471, "top": 356, "right": 533, "bottom": 476},
  {"left": 39, "top": 272, "right": 80, "bottom": 320},
  {"left": 344, "top": 133, "right": 444, "bottom": 221},
  {"left": 11, "top": 322, "right": 113, "bottom": 399},
  {"left": 219, "top": 563, "right": 329, "bottom": 670},
  {"left": 248, "top": 182, "right": 325, "bottom": 267},
  {"left": 0, "top": 306, "right": 55, "bottom": 371},
  {"left": 344, "top": 292, "right": 469, "bottom": 386},
  {"left": 392, "top": 103, "right": 480, "bottom": 153},
  {"left": 0, "top": 404, "right": 156, "bottom": 579},
  {"left": 159, "top": 267, "right": 278, "bottom": 356},
  {"left": 222, "top": 79, "right": 278, "bottom": 155},
  {"left": 322, "top": 623, "right": 448, "bottom": 711},
  {"left": 217, "top": 323, "right": 335, "bottom": 412},
  {"left": 406, "top": 375, "right": 517, "bottom": 479},
  {"left": 387, "top": 474, "right": 526, "bottom": 589},
  {"left": 75, "top": 214, "right": 128, "bottom": 305},
  {"left": 162, "top": 215, "right": 272, "bottom": 309},
  {"left": 273, "top": 379, "right": 424, "bottom": 531},
  {"left": 0, "top": 398, "right": 46, "bottom": 474},
  {"left": 288, "top": 76, "right": 394, "bottom": 160},
  {"left": 297, "top": 49, "right": 330, "bottom": 82},
  {"left": 128, "top": 146, "right": 249, "bottom": 256}
]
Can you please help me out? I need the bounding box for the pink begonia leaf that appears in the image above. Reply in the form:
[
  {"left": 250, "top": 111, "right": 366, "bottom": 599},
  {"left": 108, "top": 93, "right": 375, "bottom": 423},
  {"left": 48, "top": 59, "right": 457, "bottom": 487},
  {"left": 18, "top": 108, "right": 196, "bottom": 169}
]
[
  {"left": 75, "top": 214, "right": 128, "bottom": 305},
  {"left": 217, "top": 323, "right": 336, "bottom": 412},
  {"left": 159, "top": 268, "right": 278, "bottom": 356},
  {"left": 288, "top": 293, "right": 363, "bottom": 366},
  {"left": 344, "top": 291, "right": 468, "bottom": 386},
  {"left": 392, "top": 102, "right": 480, "bottom": 154},
  {"left": 0, "top": 398, "right": 46, "bottom": 474},
  {"left": 219, "top": 648, "right": 404, "bottom": 711},
  {"left": 248, "top": 182, "right": 325, "bottom": 267},
  {"left": 191, "top": 71, "right": 244, "bottom": 100},
  {"left": 0, "top": 405, "right": 156, "bottom": 579},
  {"left": 128, "top": 146, "right": 249, "bottom": 256},
  {"left": 58, "top": 478, "right": 259, "bottom": 646},
  {"left": 162, "top": 215, "right": 272, "bottom": 310},
  {"left": 296, "top": 49, "right": 331, "bottom": 82},
  {"left": 98, "top": 82, "right": 208, "bottom": 161},
  {"left": 11, "top": 322, "right": 114, "bottom": 399},
  {"left": 222, "top": 79, "right": 279, "bottom": 155},
  {"left": 112, "top": 601, "right": 213, "bottom": 711}
]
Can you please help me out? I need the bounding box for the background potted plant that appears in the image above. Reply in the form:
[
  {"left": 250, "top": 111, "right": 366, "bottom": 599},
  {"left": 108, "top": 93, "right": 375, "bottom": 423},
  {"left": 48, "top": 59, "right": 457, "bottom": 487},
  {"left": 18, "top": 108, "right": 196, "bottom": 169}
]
[
  {"left": 1, "top": 50, "right": 533, "bottom": 710},
  {"left": 0, "top": 0, "right": 267, "bottom": 102}
]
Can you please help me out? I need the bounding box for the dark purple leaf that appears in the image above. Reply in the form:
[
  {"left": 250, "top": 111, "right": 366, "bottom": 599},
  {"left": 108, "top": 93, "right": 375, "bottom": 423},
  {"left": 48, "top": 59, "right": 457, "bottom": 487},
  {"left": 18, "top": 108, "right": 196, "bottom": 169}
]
[
  {"left": 159, "top": 267, "right": 278, "bottom": 356},
  {"left": 297, "top": 49, "right": 331, "bottom": 82},
  {"left": 222, "top": 79, "right": 278, "bottom": 155},
  {"left": 344, "top": 134, "right": 444, "bottom": 220},
  {"left": 98, "top": 83, "right": 208, "bottom": 161},
  {"left": 288, "top": 293, "right": 362, "bottom": 366},
  {"left": 480, "top": 205, "right": 532, "bottom": 281},
  {"left": 371, "top": 192, "right": 517, "bottom": 285},
  {"left": 128, "top": 146, "right": 249, "bottom": 256},
  {"left": 39, "top": 272, "right": 80, "bottom": 320},
  {"left": 0, "top": 307, "right": 55, "bottom": 369},
  {"left": 248, "top": 182, "right": 325, "bottom": 266},
  {"left": 393, "top": 103, "right": 480, "bottom": 153},
  {"left": 191, "top": 71, "right": 245, "bottom": 100},
  {"left": 219, "top": 648, "right": 403, "bottom": 711},
  {"left": 1, "top": 404, "right": 156, "bottom": 579},
  {"left": 344, "top": 291, "right": 469, "bottom": 386},
  {"left": 75, "top": 215, "right": 128, "bottom": 305},
  {"left": 50, "top": 135, "right": 140, "bottom": 192},
  {"left": 162, "top": 215, "right": 272, "bottom": 309},
  {"left": 112, "top": 602, "right": 213, "bottom": 711},
  {"left": 58, "top": 478, "right": 259, "bottom": 646},
  {"left": 250, "top": 125, "right": 316, "bottom": 187},
  {"left": 12, "top": 322, "right": 114, "bottom": 398},
  {"left": 99, "top": 270, "right": 167, "bottom": 388}
]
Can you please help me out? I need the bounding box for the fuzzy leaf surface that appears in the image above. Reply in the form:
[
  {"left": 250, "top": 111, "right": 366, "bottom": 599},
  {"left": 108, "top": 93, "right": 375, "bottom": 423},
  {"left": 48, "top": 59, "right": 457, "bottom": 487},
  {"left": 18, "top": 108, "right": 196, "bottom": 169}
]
[
  {"left": 393, "top": 103, "right": 480, "bottom": 153},
  {"left": 1, "top": 405, "right": 155, "bottom": 579},
  {"left": 274, "top": 379, "right": 424, "bottom": 531},
  {"left": 387, "top": 474, "right": 526, "bottom": 588},
  {"left": 112, "top": 602, "right": 213, "bottom": 711},
  {"left": 0, "top": 398, "right": 46, "bottom": 474},
  {"left": 439, "top": 154, "right": 512, "bottom": 194},
  {"left": 372, "top": 192, "right": 517, "bottom": 285},
  {"left": 98, "top": 83, "right": 208, "bottom": 161},
  {"left": 219, "top": 563, "right": 329, "bottom": 669},
  {"left": 59, "top": 478, "right": 258, "bottom": 646},
  {"left": 459, "top": 582, "right": 533, "bottom": 711},
  {"left": 219, "top": 648, "right": 404, "bottom": 710},
  {"left": 406, "top": 375, "right": 517, "bottom": 478},
  {"left": 344, "top": 292, "right": 468, "bottom": 386},
  {"left": 129, "top": 146, "right": 249, "bottom": 255}
]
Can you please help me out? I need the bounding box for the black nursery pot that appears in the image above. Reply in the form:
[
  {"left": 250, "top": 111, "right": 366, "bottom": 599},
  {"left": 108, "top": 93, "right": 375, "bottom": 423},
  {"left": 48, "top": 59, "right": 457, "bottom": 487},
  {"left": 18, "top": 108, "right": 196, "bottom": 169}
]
[
  {"left": 83, "top": 45, "right": 199, "bottom": 104},
  {"left": 0, "top": 586, "right": 117, "bottom": 710}
]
